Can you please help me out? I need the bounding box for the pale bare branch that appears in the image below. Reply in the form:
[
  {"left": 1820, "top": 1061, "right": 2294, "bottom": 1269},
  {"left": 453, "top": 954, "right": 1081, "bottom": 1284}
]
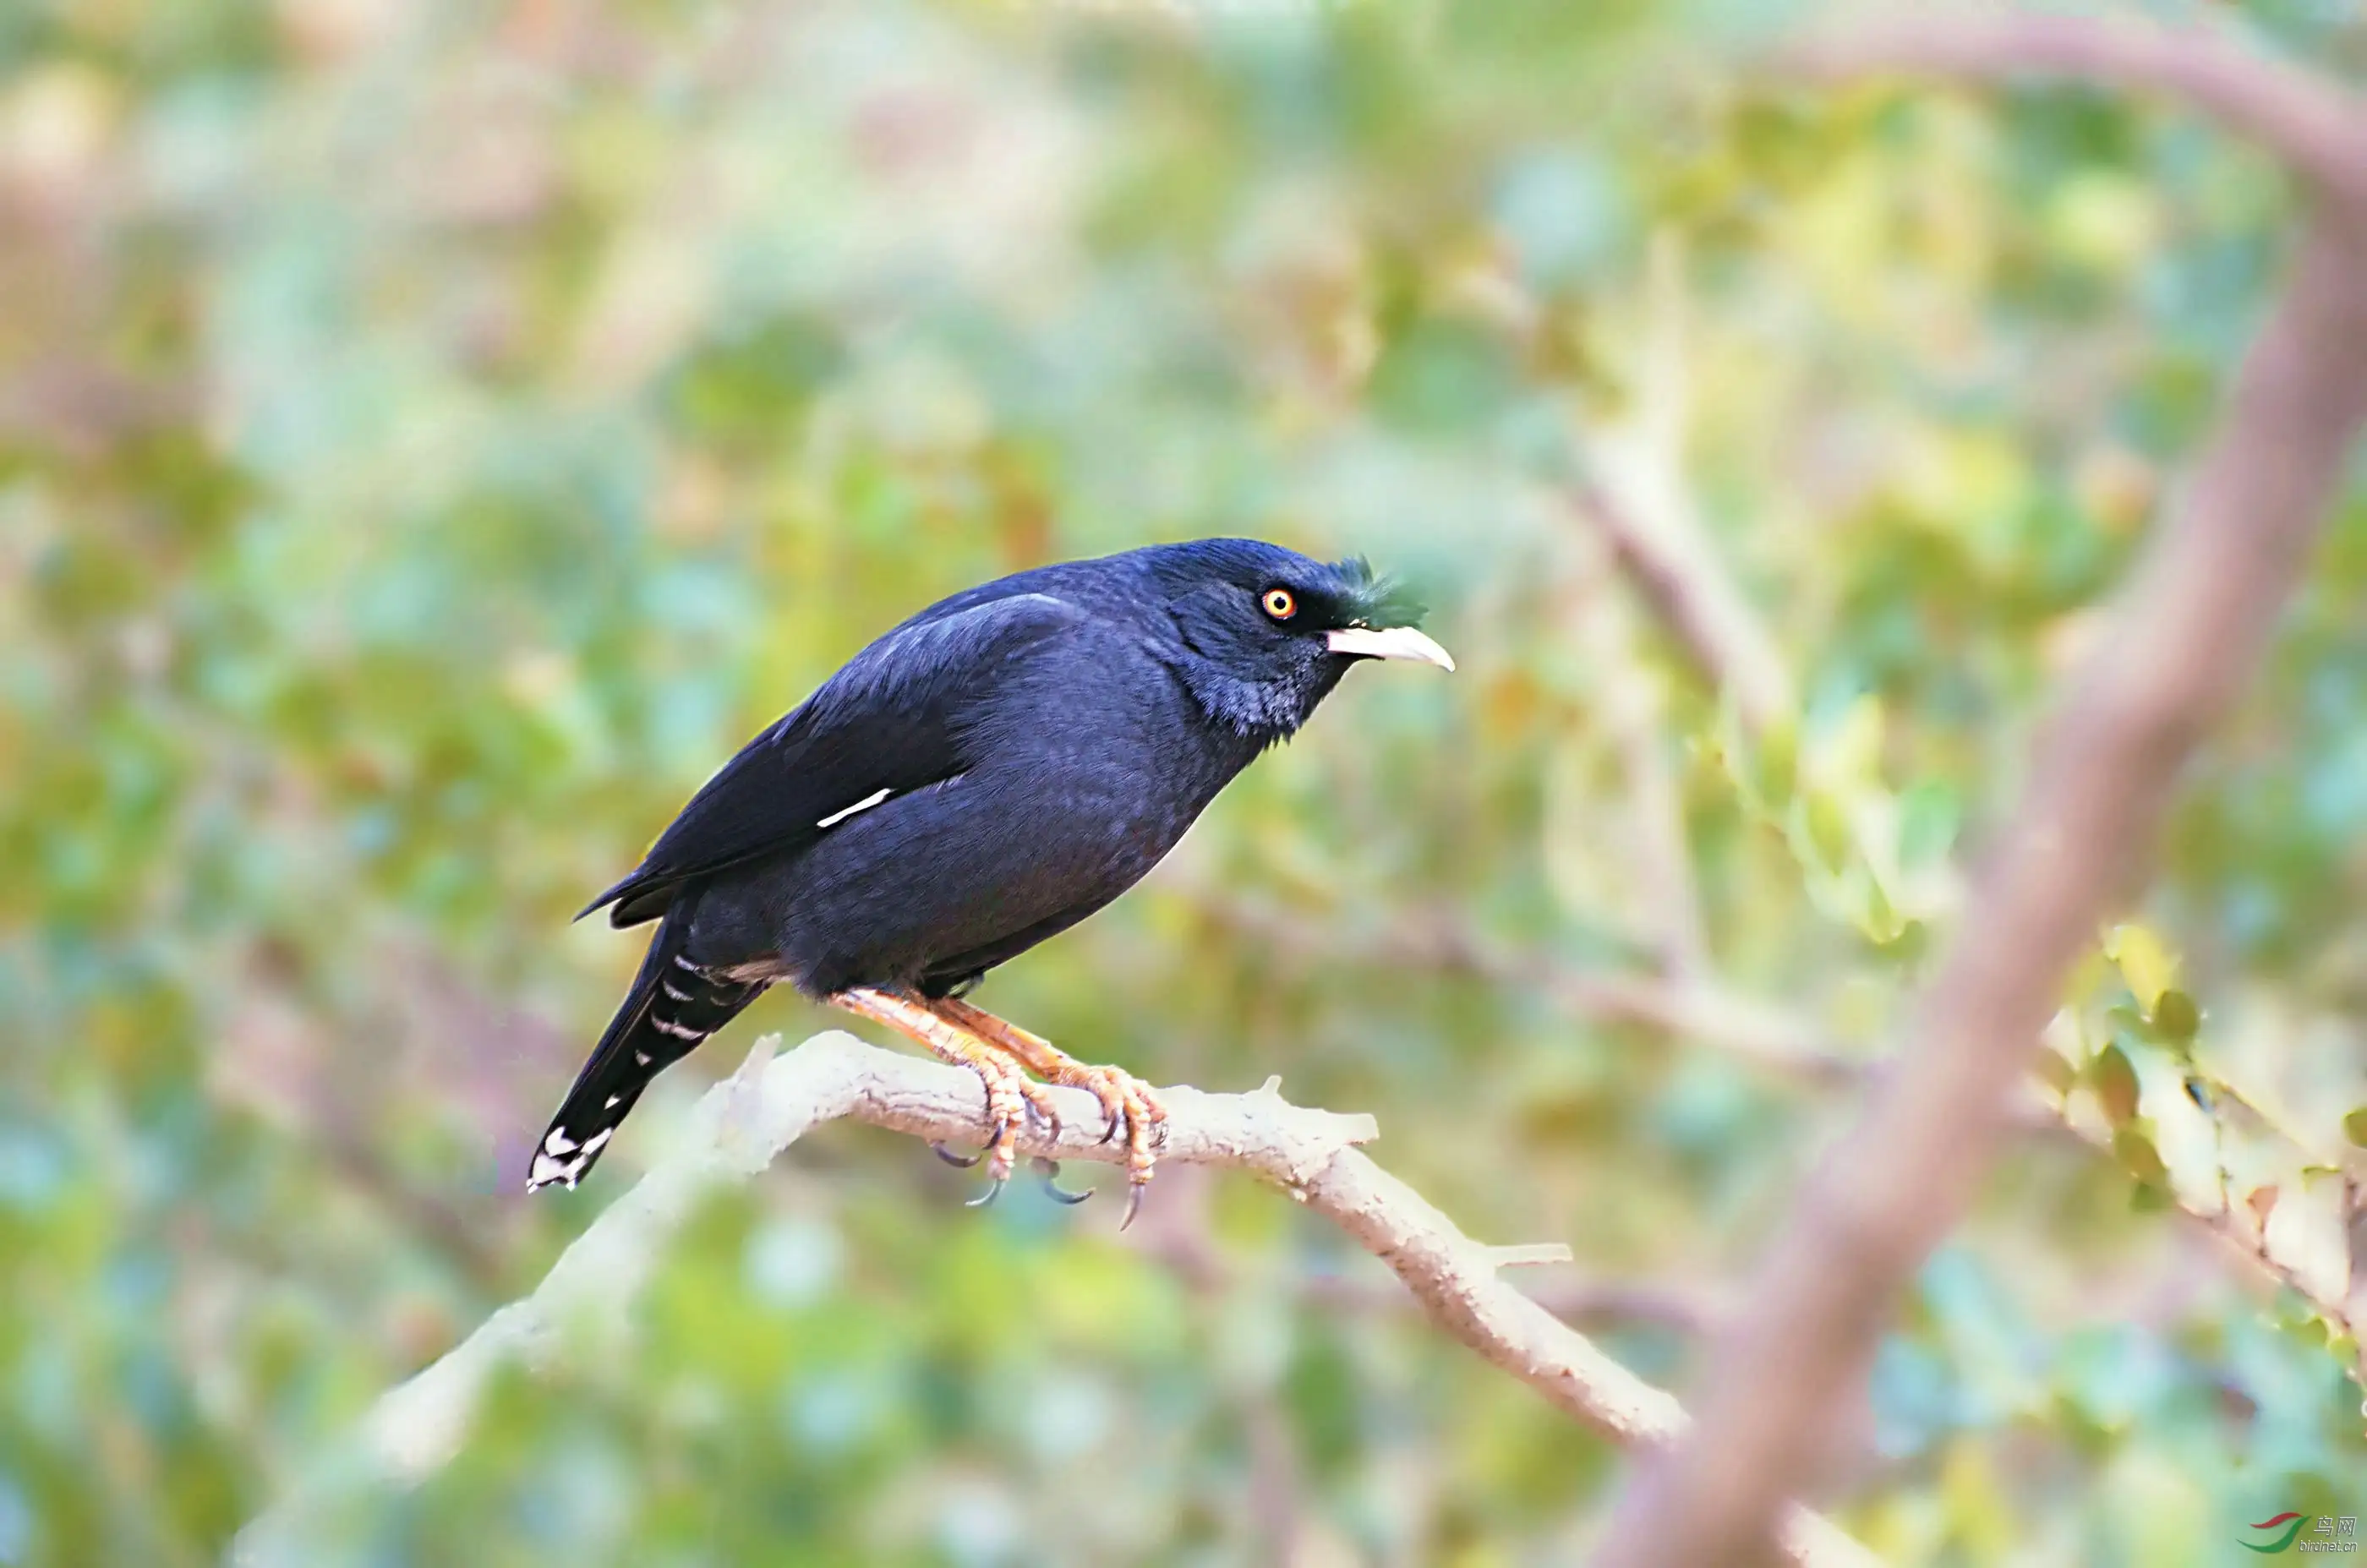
[
  {"left": 1563, "top": 517, "right": 1715, "bottom": 978},
  {"left": 234, "top": 1030, "right": 1878, "bottom": 1568}
]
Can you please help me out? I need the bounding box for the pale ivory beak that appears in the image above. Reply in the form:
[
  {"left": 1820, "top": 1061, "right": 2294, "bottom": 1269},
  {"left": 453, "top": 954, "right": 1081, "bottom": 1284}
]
[{"left": 1326, "top": 625, "right": 1455, "bottom": 671}]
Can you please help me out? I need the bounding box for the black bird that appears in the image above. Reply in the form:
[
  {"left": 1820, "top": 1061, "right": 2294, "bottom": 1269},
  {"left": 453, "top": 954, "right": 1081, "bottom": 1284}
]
[{"left": 530, "top": 538, "right": 1451, "bottom": 1221}]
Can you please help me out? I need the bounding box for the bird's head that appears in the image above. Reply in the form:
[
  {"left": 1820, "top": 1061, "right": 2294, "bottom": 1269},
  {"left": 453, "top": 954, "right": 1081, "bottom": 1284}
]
[{"left": 1144, "top": 538, "right": 1452, "bottom": 740}]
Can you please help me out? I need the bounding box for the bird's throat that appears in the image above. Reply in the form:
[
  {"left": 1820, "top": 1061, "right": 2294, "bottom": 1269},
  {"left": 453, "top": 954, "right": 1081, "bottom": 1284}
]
[{"left": 1172, "top": 652, "right": 1342, "bottom": 750}]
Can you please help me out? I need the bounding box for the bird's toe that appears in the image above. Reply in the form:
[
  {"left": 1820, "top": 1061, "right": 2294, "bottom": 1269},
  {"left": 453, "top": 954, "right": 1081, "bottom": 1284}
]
[
  {"left": 1052, "top": 1063, "right": 1166, "bottom": 1230},
  {"left": 1015, "top": 1079, "right": 1063, "bottom": 1142},
  {"left": 956, "top": 1049, "right": 1036, "bottom": 1194},
  {"left": 1031, "top": 1156, "right": 1093, "bottom": 1205}
]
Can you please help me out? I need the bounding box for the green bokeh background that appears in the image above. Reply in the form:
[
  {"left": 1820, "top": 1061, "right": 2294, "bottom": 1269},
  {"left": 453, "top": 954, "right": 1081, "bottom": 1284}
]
[{"left": 5, "top": 2, "right": 2367, "bottom": 1563}]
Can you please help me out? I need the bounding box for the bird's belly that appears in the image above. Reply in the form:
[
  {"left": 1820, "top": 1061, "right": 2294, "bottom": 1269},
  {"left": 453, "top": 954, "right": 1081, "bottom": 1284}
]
[{"left": 723, "top": 762, "right": 1215, "bottom": 997}]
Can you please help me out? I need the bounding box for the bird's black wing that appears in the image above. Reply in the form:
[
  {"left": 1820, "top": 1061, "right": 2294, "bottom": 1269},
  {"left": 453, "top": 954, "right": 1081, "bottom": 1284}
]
[{"left": 581, "top": 591, "right": 1093, "bottom": 926}]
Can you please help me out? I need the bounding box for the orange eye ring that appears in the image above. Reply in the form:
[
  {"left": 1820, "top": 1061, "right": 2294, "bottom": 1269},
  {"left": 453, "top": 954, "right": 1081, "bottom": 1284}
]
[{"left": 1261, "top": 587, "right": 1298, "bottom": 620}]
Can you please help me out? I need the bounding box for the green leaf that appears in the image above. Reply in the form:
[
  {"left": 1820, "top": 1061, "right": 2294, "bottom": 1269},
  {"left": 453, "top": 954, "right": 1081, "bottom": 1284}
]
[
  {"left": 1879, "top": 917, "right": 1928, "bottom": 964},
  {"left": 1859, "top": 876, "right": 1905, "bottom": 945},
  {"left": 2103, "top": 923, "right": 2178, "bottom": 1013},
  {"left": 1895, "top": 780, "right": 1960, "bottom": 871},
  {"left": 2112, "top": 1128, "right": 2168, "bottom": 1185},
  {"left": 1804, "top": 790, "right": 1852, "bottom": 872},
  {"left": 2091, "top": 1043, "right": 2141, "bottom": 1125},
  {"left": 2033, "top": 1051, "right": 2075, "bottom": 1095},
  {"left": 1817, "top": 693, "right": 1883, "bottom": 788},
  {"left": 2344, "top": 1108, "right": 2367, "bottom": 1149},
  {"left": 1757, "top": 713, "right": 1798, "bottom": 813},
  {"left": 2150, "top": 988, "right": 2199, "bottom": 1047}
]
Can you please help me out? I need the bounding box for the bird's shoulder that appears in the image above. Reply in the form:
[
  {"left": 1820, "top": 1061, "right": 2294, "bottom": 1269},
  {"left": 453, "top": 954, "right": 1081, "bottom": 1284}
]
[
  {"left": 582, "top": 580, "right": 1159, "bottom": 925},
  {"left": 801, "top": 588, "right": 1100, "bottom": 724}
]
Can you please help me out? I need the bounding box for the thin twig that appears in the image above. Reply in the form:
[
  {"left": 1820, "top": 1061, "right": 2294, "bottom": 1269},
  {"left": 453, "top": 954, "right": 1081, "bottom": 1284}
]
[
  {"left": 1573, "top": 228, "right": 1794, "bottom": 735},
  {"left": 1780, "top": 11, "right": 2367, "bottom": 210},
  {"left": 1187, "top": 886, "right": 1860, "bottom": 1081},
  {"left": 1564, "top": 522, "right": 1715, "bottom": 978},
  {"left": 232, "top": 1030, "right": 1878, "bottom": 1568},
  {"left": 1572, "top": 402, "right": 1795, "bottom": 739}
]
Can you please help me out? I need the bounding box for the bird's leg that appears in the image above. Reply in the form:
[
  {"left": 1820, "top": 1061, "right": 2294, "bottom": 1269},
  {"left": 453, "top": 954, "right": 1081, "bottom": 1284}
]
[
  {"left": 927, "top": 996, "right": 1169, "bottom": 1229},
  {"left": 829, "top": 986, "right": 1063, "bottom": 1199}
]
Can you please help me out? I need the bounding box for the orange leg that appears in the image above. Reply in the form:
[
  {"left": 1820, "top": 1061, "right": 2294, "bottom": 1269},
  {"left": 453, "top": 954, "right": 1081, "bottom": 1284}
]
[
  {"left": 829, "top": 987, "right": 1062, "bottom": 1194},
  {"left": 931, "top": 995, "right": 1169, "bottom": 1228}
]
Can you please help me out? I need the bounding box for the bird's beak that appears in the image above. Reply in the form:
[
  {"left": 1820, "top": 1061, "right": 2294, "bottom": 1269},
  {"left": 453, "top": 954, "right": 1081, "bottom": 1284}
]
[{"left": 1326, "top": 625, "right": 1455, "bottom": 671}]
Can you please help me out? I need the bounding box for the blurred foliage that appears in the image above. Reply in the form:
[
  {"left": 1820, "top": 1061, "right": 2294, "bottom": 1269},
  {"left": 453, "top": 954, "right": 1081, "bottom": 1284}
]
[{"left": 6, "top": 1, "right": 2367, "bottom": 1564}]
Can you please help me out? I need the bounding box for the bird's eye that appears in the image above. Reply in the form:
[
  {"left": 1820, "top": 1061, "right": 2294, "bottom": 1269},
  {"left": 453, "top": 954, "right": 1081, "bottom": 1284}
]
[{"left": 1261, "top": 587, "right": 1298, "bottom": 620}]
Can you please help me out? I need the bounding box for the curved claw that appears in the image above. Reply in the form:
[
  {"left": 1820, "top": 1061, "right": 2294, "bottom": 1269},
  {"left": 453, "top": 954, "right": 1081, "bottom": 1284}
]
[
  {"left": 1119, "top": 1182, "right": 1148, "bottom": 1232},
  {"left": 1031, "top": 1156, "right": 1093, "bottom": 1205},
  {"left": 965, "top": 1176, "right": 1007, "bottom": 1210},
  {"left": 931, "top": 1140, "right": 982, "bottom": 1169}
]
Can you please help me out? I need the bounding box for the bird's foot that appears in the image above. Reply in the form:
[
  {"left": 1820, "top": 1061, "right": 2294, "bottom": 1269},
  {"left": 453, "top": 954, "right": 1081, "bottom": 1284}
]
[
  {"left": 830, "top": 986, "right": 1061, "bottom": 1200},
  {"left": 930, "top": 997, "right": 1170, "bottom": 1229},
  {"left": 1046, "top": 1059, "right": 1168, "bottom": 1229}
]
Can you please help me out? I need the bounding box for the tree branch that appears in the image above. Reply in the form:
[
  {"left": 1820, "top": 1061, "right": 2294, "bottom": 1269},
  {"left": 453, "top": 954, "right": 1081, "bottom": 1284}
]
[
  {"left": 1780, "top": 12, "right": 2367, "bottom": 208},
  {"left": 1178, "top": 884, "right": 1857, "bottom": 1081},
  {"left": 1573, "top": 232, "right": 1796, "bottom": 735},
  {"left": 1597, "top": 176, "right": 2367, "bottom": 1568},
  {"left": 1563, "top": 489, "right": 1717, "bottom": 978},
  {"left": 232, "top": 1030, "right": 1878, "bottom": 1568},
  {"left": 1593, "top": 14, "right": 2367, "bottom": 1560},
  {"left": 1201, "top": 888, "right": 2355, "bottom": 1358}
]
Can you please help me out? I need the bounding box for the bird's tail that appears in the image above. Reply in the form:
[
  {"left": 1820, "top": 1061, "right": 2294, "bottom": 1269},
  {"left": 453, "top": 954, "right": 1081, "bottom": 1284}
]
[{"left": 528, "top": 903, "right": 765, "bottom": 1192}]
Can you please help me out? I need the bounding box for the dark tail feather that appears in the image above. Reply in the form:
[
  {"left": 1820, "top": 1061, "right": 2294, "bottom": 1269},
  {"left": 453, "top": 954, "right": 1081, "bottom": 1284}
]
[{"left": 528, "top": 908, "right": 765, "bottom": 1192}]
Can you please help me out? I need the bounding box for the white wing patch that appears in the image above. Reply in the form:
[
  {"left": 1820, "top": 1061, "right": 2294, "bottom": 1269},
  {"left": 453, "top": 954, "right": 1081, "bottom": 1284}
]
[{"left": 816, "top": 787, "right": 892, "bottom": 829}]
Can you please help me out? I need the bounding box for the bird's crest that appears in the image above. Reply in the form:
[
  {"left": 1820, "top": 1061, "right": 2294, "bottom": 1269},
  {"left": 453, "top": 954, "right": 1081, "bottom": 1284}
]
[{"left": 1331, "top": 555, "right": 1429, "bottom": 629}]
